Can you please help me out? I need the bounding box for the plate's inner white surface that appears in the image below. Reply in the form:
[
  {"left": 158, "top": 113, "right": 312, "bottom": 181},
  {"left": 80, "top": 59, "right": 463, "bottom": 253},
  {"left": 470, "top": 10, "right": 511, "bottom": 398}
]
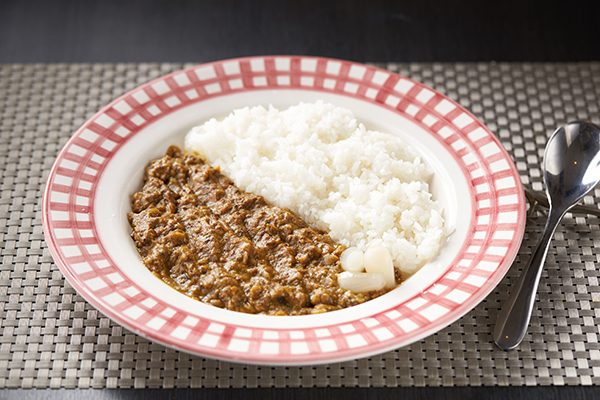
[{"left": 94, "top": 90, "right": 472, "bottom": 329}]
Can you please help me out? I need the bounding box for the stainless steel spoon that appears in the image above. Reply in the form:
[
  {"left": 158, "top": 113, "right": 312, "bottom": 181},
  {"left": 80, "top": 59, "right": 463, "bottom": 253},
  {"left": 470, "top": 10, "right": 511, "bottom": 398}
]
[{"left": 493, "top": 121, "right": 600, "bottom": 351}]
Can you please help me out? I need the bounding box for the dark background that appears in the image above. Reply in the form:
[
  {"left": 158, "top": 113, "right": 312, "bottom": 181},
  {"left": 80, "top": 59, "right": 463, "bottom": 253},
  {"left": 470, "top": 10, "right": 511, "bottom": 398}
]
[{"left": 1, "top": 0, "right": 599, "bottom": 64}]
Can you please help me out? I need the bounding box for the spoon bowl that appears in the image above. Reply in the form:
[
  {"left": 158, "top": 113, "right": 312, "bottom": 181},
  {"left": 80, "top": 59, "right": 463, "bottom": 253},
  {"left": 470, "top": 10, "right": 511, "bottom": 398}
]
[
  {"left": 493, "top": 121, "right": 600, "bottom": 350},
  {"left": 544, "top": 122, "right": 600, "bottom": 208}
]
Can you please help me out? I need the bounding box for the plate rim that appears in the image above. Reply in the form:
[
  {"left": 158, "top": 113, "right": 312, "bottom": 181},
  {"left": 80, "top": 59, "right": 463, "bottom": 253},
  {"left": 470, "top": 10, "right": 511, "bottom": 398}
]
[{"left": 42, "top": 55, "right": 526, "bottom": 365}]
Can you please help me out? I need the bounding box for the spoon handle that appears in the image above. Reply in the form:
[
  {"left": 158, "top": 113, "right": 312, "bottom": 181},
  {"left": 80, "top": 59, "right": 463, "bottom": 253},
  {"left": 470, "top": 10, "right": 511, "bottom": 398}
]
[{"left": 493, "top": 208, "right": 565, "bottom": 350}]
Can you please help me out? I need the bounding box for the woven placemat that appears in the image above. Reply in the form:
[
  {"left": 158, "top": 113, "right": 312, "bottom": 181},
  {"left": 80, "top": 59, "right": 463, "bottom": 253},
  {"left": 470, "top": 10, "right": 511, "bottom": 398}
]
[{"left": 1, "top": 62, "right": 600, "bottom": 389}]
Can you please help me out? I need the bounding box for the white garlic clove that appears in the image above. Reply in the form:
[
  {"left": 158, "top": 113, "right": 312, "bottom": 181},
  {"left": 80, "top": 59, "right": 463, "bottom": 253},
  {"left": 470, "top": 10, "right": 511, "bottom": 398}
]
[
  {"left": 363, "top": 245, "right": 396, "bottom": 289},
  {"left": 340, "top": 247, "right": 365, "bottom": 272},
  {"left": 338, "top": 271, "right": 386, "bottom": 293}
]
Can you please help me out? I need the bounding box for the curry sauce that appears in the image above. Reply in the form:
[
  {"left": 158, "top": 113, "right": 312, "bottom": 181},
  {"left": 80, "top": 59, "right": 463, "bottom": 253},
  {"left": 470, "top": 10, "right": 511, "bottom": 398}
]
[{"left": 127, "top": 146, "right": 400, "bottom": 315}]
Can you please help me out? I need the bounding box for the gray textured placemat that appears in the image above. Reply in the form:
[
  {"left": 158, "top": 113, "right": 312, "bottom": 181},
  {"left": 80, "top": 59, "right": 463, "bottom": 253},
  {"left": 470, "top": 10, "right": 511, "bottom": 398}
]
[{"left": 1, "top": 62, "right": 600, "bottom": 389}]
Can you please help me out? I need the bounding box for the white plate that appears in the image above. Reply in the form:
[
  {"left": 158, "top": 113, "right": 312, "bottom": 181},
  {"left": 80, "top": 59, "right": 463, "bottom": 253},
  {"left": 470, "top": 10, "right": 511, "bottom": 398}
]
[{"left": 42, "top": 56, "right": 526, "bottom": 365}]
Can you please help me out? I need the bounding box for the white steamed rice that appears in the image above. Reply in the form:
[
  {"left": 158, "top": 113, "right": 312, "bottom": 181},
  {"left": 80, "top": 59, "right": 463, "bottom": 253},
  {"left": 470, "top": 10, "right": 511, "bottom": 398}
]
[{"left": 184, "top": 101, "right": 448, "bottom": 274}]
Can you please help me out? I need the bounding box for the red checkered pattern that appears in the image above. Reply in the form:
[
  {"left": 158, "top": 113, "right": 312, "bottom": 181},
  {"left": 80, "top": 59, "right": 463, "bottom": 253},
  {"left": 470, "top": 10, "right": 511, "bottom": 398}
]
[{"left": 42, "top": 56, "right": 526, "bottom": 365}]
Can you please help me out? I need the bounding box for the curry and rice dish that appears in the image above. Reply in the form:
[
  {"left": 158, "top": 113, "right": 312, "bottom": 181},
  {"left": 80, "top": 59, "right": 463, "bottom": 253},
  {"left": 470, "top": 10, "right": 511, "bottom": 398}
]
[
  {"left": 128, "top": 101, "right": 449, "bottom": 315},
  {"left": 128, "top": 146, "right": 401, "bottom": 315}
]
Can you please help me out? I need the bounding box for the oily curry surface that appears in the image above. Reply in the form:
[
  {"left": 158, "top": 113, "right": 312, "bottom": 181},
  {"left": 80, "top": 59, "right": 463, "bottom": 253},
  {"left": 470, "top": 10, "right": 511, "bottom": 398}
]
[{"left": 128, "top": 146, "right": 400, "bottom": 315}]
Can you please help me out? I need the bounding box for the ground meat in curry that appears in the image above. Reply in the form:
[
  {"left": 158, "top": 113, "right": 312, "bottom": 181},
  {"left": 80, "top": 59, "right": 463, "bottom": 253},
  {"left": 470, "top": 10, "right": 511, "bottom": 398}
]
[{"left": 128, "top": 146, "right": 401, "bottom": 315}]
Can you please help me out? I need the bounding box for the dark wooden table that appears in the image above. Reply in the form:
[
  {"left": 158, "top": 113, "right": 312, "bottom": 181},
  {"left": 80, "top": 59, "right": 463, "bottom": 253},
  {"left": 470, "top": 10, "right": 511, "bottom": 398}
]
[
  {"left": 2, "top": 0, "right": 599, "bottom": 64},
  {"left": 2, "top": 1, "right": 600, "bottom": 399}
]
